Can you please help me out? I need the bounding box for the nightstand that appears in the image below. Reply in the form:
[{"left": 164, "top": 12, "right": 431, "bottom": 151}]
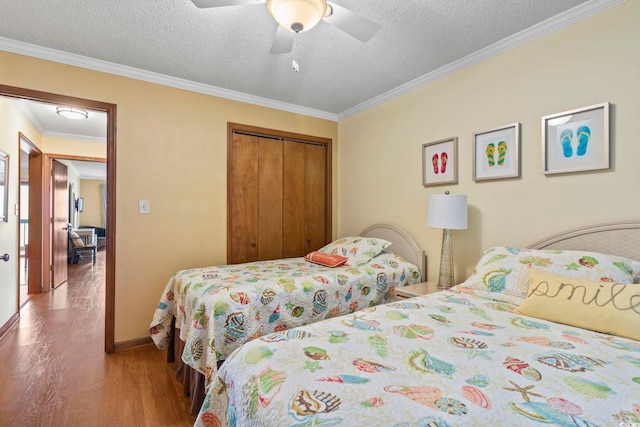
[{"left": 395, "top": 281, "right": 440, "bottom": 299}]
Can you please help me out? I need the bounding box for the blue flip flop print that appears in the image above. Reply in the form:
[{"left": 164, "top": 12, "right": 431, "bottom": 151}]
[
  {"left": 560, "top": 129, "right": 573, "bottom": 158},
  {"left": 576, "top": 125, "right": 590, "bottom": 156}
]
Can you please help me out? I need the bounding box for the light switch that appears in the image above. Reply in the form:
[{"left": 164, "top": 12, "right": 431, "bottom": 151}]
[{"left": 138, "top": 199, "right": 150, "bottom": 214}]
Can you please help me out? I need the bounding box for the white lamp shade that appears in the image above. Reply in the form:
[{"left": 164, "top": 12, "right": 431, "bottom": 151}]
[
  {"left": 267, "top": 0, "right": 327, "bottom": 32},
  {"left": 426, "top": 194, "right": 468, "bottom": 230}
]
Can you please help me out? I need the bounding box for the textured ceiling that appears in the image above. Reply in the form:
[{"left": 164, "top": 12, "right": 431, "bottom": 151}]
[{"left": 0, "top": 0, "right": 616, "bottom": 119}]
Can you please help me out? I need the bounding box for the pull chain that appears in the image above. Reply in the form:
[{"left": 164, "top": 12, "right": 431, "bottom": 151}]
[{"left": 292, "top": 31, "right": 300, "bottom": 72}]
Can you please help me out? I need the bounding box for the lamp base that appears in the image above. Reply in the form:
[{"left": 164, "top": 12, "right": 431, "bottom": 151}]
[{"left": 436, "top": 228, "right": 455, "bottom": 289}]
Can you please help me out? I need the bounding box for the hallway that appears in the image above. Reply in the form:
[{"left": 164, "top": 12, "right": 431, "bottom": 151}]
[{"left": 0, "top": 250, "right": 195, "bottom": 426}]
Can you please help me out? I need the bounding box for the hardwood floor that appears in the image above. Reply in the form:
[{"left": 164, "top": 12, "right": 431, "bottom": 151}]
[{"left": 0, "top": 250, "right": 196, "bottom": 427}]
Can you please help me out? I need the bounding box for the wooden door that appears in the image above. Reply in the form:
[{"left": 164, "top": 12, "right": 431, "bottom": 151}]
[
  {"left": 304, "top": 143, "right": 327, "bottom": 253},
  {"left": 228, "top": 123, "right": 332, "bottom": 264},
  {"left": 283, "top": 141, "right": 327, "bottom": 257},
  {"left": 283, "top": 140, "right": 305, "bottom": 258},
  {"left": 52, "top": 160, "right": 68, "bottom": 289},
  {"left": 229, "top": 133, "right": 259, "bottom": 264},
  {"left": 257, "top": 138, "right": 283, "bottom": 261},
  {"left": 229, "top": 133, "right": 283, "bottom": 263}
]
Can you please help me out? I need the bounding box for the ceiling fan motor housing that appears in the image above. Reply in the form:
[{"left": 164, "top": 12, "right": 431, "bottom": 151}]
[{"left": 267, "top": 0, "right": 327, "bottom": 33}]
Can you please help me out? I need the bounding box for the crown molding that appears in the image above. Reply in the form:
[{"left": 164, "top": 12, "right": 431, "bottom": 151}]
[
  {"left": 11, "top": 99, "right": 45, "bottom": 134},
  {"left": 337, "top": 0, "right": 627, "bottom": 120},
  {"left": 0, "top": 37, "right": 339, "bottom": 122}
]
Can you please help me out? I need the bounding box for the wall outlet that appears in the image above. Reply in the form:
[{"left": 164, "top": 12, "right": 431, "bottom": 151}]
[{"left": 138, "top": 199, "right": 150, "bottom": 214}]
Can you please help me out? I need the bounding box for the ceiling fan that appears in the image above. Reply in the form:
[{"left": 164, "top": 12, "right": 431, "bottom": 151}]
[{"left": 191, "top": 0, "right": 381, "bottom": 55}]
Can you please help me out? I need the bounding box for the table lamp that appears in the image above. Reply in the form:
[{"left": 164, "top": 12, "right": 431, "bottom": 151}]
[{"left": 426, "top": 191, "right": 468, "bottom": 289}]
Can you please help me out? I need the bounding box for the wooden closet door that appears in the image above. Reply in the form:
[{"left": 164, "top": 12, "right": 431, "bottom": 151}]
[
  {"left": 229, "top": 133, "right": 283, "bottom": 263},
  {"left": 257, "top": 138, "right": 283, "bottom": 261},
  {"left": 305, "top": 143, "right": 327, "bottom": 253},
  {"left": 228, "top": 122, "right": 332, "bottom": 264},
  {"left": 283, "top": 140, "right": 305, "bottom": 258},
  {"left": 229, "top": 133, "right": 259, "bottom": 264}
]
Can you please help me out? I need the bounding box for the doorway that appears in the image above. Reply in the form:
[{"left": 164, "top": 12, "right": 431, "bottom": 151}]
[
  {"left": 0, "top": 84, "right": 117, "bottom": 353},
  {"left": 18, "top": 133, "right": 43, "bottom": 306}
]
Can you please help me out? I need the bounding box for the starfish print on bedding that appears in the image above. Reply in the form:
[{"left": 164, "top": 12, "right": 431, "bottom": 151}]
[
  {"left": 304, "top": 360, "right": 323, "bottom": 373},
  {"left": 503, "top": 380, "right": 545, "bottom": 402},
  {"left": 565, "top": 262, "right": 581, "bottom": 271},
  {"left": 350, "top": 312, "right": 368, "bottom": 321},
  {"left": 467, "top": 349, "right": 494, "bottom": 360}
]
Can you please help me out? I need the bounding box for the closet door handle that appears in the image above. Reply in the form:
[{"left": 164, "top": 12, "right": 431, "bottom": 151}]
[
  {"left": 1, "top": 253, "right": 9, "bottom": 262},
  {"left": 251, "top": 242, "right": 256, "bottom": 247}
]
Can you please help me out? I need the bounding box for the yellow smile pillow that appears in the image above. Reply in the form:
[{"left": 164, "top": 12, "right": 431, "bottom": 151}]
[{"left": 515, "top": 269, "right": 640, "bottom": 341}]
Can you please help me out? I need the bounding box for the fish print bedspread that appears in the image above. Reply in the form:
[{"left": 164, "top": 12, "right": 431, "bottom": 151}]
[
  {"left": 196, "top": 290, "right": 640, "bottom": 427},
  {"left": 149, "top": 252, "right": 421, "bottom": 383}
]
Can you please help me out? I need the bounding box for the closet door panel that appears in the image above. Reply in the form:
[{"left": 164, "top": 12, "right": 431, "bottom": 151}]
[
  {"left": 258, "top": 138, "right": 283, "bottom": 261},
  {"left": 228, "top": 122, "right": 332, "bottom": 265},
  {"left": 283, "top": 140, "right": 306, "bottom": 258},
  {"left": 229, "top": 133, "right": 259, "bottom": 264},
  {"left": 305, "top": 143, "right": 327, "bottom": 252}
]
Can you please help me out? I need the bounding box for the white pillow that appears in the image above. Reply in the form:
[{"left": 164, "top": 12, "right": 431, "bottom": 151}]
[
  {"left": 69, "top": 231, "right": 85, "bottom": 248},
  {"left": 318, "top": 236, "right": 392, "bottom": 266},
  {"left": 456, "top": 247, "right": 640, "bottom": 305}
]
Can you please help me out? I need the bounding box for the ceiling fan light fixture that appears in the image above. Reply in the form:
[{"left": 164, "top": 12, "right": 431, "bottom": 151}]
[
  {"left": 267, "top": 0, "right": 327, "bottom": 33},
  {"left": 56, "top": 107, "right": 89, "bottom": 120}
]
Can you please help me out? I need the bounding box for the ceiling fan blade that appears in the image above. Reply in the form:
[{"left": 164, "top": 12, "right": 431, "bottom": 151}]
[
  {"left": 323, "top": 2, "right": 381, "bottom": 42},
  {"left": 190, "top": 0, "right": 261, "bottom": 8},
  {"left": 270, "top": 26, "right": 295, "bottom": 54}
]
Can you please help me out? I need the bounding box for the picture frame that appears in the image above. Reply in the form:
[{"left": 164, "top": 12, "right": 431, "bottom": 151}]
[
  {"left": 473, "top": 123, "right": 520, "bottom": 181},
  {"left": 542, "top": 102, "right": 609, "bottom": 175},
  {"left": 422, "top": 137, "right": 458, "bottom": 187},
  {"left": 0, "top": 150, "right": 8, "bottom": 222}
]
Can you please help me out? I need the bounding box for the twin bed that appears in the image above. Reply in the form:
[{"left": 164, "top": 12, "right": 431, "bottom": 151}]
[
  {"left": 184, "top": 221, "right": 640, "bottom": 427},
  {"left": 149, "top": 224, "right": 426, "bottom": 412}
]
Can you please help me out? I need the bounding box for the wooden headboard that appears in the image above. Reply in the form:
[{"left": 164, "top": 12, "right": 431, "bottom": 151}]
[
  {"left": 360, "top": 223, "right": 426, "bottom": 279},
  {"left": 528, "top": 221, "right": 640, "bottom": 261}
]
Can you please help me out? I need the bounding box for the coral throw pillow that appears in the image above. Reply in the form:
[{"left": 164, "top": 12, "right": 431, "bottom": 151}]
[{"left": 304, "top": 251, "right": 348, "bottom": 268}]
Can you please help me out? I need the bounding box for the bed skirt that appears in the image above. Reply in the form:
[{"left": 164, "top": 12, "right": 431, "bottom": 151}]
[{"left": 168, "top": 319, "right": 206, "bottom": 415}]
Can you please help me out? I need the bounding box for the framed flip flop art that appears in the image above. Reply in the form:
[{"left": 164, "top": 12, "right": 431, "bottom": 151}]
[
  {"left": 422, "top": 137, "right": 458, "bottom": 187},
  {"left": 472, "top": 122, "right": 521, "bottom": 182},
  {"left": 542, "top": 102, "right": 610, "bottom": 175}
]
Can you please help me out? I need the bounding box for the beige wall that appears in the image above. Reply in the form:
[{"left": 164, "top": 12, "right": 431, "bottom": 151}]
[
  {"left": 0, "top": 99, "right": 41, "bottom": 327},
  {"left": 79, "top": 179, "right": 106, "bottom": 228},
  {"left": 338, "top": 2, "right": 640, "bottom": 283},
  {"left": 43, "top": 136, "right": 106, "bottom": 159},
  {"left": 0, "top": 51, "right": 338, "bottom": 341}
]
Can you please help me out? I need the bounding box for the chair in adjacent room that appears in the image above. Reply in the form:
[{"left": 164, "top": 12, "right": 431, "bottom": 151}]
[{"left": 69, "top": 230, "right": 97, "bottom": 265}]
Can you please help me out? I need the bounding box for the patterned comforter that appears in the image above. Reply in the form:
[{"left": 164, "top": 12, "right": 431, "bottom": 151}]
[
  {"left": 149, "top": 252, "right": 421, "bottom": 383},
  {"left": 195, "top": 289, "right": 640, "bottom": 426}
]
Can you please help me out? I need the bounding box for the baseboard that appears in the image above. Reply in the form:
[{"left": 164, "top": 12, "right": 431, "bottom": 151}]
[
  {"left": 0, "top": 312, "right": 20, "bottom": 342},
  {"left": 114, "top": 336, "right": 153, "bottom": 352}
]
